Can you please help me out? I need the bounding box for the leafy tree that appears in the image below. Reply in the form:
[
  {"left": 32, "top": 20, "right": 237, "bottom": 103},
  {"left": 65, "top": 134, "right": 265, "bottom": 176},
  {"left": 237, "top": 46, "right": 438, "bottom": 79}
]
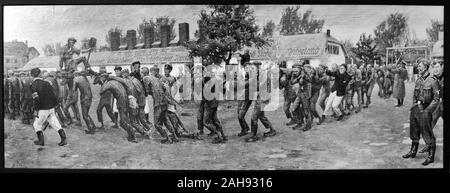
[
  {"left": 373, "top": 12, "right": 408, "bottom": 57},
  {"left": 279, "top": 6, "right": 324, "bottom": 35},
  {"left": 426, "top": 19, "right": 442, "bottom": 43},
  {"left": 185, "top": 5, "right": 270, "bottom": 66},
  {"left": 137, "top": 16, "right": 176, "bottom": 43},
  {"left": 351, "top": 33, "right": 377, "bottom": 64},
  {"left": 262, "top": 20, "right": 276, "bottom": 37},
  {"left": 43, "top": 44, "right": 56, "bottom": 56}
]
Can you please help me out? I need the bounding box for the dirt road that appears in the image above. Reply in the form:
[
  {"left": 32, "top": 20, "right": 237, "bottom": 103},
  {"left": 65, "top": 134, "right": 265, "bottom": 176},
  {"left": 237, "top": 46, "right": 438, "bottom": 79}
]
[{"left": 4, "top": 81, "right": 443, "bottom": 169}]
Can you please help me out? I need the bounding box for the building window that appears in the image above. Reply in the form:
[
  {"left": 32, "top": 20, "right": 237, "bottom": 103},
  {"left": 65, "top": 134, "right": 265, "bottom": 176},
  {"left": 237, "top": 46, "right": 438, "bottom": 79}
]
[{"left": 326, "top": 44, "right": 340, "bottom": 55}]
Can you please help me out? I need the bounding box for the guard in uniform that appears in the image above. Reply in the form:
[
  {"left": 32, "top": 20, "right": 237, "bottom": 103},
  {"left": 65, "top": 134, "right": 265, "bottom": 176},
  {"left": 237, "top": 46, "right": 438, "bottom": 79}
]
[
  {"left": 20, "top": 72, "right": 34, "bottom": 124},
  {"left": 402, "top": 61, "right": 440, "bottom": 166},
  {"left": 431, "top": 61, "right": 443, "bottom": 129},
  {"left": 4, "top": 73, "right": 10, "bottom": 117},
  {"left": 8, "top": 72, "right": 22, "bottom": 120}
]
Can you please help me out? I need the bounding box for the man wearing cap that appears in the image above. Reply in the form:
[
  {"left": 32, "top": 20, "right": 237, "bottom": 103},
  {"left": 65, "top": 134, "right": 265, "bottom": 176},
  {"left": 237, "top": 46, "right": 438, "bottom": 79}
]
[
  {"left": 20, "top": 72, "right": 34, "bottom": 124},
  {"left": 403, "top": 60, "right": 440, "bottom": 166},
  {"left": 97, "top": 72, "right": 138, "bottom": 143},
  {"left": 290, "top": 63, "right": 313, "bottom": 131},
  {"left": 59, "top": 37, "right": 94, "bottom": 91},
  {"left": 94, "top": 69, "right": 118, "bottom": 130},
  {"left": 30, "top": 68, "right": 67, "bottom": 146},
  {"left": 74, "top": 71, "right": 98, "bottom": 134},
  {"left": 143, "top": 66, "right": 177, "bottom": 143},
  {"left": 8, "top": 71, "right": 22, "bottom": 120}
]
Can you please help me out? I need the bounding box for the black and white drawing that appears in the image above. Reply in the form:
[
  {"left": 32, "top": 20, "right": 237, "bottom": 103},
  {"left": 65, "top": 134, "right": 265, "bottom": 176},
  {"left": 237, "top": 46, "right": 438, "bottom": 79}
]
[{"left": 3, "top": 4, "right": 444, "bottom": 169}]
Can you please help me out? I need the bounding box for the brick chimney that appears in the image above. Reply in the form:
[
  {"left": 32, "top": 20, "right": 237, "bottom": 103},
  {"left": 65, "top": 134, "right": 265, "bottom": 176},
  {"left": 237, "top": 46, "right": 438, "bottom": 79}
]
[
  {"left": 110, "top": 31, "right": 121, "bottom": 51},
  {"left": 160, "top": 25, "right": 171, "bottom": 47},
  {"left": 144, "top": 27, "right": 154, "bottom": 48},
  {"left": 178, "top": 23, "right": 189, "bottom": 45},
  {"left": 326, "top": 29, "right": 330, "bottom": 37},
  {"left": 126, "top": 30, "right": 137, "bottom": 50}
]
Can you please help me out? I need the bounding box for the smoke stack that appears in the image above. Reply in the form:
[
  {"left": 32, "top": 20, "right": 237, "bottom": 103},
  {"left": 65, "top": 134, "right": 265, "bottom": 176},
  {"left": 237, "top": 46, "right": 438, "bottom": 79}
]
[
  {"left": 178, "top": 23, "right": 189, "bottom": 45},
  {"left": 126, "top": 30, "right": 137, "bottom": 50},
  {"left": 160, "top": 25, "right": 171, "bottom": 47},
  {"left": 110, "top": 31, "right": 121, "bottom": 51},
  {"left": 326, "top": 29, "right": 330, "bottom": 37},
  {"left": 144, "top": 27, "right": 154, "bottom": 48}
]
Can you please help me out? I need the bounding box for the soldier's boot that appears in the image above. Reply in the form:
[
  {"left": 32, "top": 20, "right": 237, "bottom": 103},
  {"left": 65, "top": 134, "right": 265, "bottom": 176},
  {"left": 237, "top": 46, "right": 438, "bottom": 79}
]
[
  {"left": 57, "top": 130, "right": 67, "bottom": 146},
  {"left": 126, "top": 129, "right": 138, "bottom": 143},
  {"left": 245, "top": 133, "right": 260, "bottom": 143},
  {"left": 263, "top": 128, "right": 277, "bottom": 137},
  {"left": 419, "top": 145, "right": 430, "bottom": 153},
  {"left": 363, "top": 97, "right": 370, "bottom": 108},
  {"left": 302, "top": 122, "right": 312, "bottom": 132},
  {"left": 285, "top": 119, "right": 297, "bottom": 126},
  {"left": 336, "top": 114, "right": 344, "bottom": 121},
  {"left": 402, "top": 142, "right": 419, "bottom": 159},
  {"left": 237, "top": 129, "right": 248, "bottom": 137},
  {"left": 422, "top": 144, "right": 436, "bottom": 166},
  {"left": 34, "top": 131, "right": 45, "bottom": 146},
  {"left": 212, "top": 135, "right": 225, "bottom": 144}
]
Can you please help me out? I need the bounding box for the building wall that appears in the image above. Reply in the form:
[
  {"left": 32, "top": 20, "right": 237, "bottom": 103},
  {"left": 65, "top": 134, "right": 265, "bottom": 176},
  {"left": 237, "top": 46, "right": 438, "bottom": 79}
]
[{"left": 324, "top": 42, "right": 346, "bottom": 67}]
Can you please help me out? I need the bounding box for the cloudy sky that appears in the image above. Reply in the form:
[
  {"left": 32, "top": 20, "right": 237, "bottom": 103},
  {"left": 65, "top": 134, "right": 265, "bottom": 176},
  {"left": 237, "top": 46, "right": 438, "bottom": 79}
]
[{"left": 4, "top": 5, "right": 443, "bottom": 54}]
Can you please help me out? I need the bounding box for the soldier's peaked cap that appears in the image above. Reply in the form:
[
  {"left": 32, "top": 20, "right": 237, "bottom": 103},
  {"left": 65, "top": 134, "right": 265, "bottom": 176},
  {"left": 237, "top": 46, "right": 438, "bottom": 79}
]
[{"left": 68, "top": 37, "right": 77, "bottom": 42}]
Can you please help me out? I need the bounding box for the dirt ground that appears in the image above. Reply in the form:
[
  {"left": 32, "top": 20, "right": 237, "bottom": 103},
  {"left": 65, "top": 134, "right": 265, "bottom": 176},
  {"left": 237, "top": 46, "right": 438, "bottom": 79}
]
[{"left": 4, "top": 81, "right": 444, "bottom": 170}]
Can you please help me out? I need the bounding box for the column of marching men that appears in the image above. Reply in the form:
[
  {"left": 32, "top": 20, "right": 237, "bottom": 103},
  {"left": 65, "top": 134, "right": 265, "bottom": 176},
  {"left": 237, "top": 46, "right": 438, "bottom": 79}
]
[{"left": 2, "top": 56, "right": 443, "bottom": 163}]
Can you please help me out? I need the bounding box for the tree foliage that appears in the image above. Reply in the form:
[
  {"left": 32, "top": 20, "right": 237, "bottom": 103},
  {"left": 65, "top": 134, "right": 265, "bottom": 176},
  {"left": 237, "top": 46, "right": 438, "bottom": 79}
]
[
  {"left": 351, "top": 33, "right": 377, "bottom": 64},
  {"left": 137, "top": 16, "right": 176, "bottom": 43},
  {"left": 262, "top": 20, "right": 276, "bottom": 37},
  {"left": 373, "top": 12, "right": 408, "bottom": 56},
  {"left": 279, "top": 6, "right": 324, "bottom": 35},
  {"left": 426, "top": 19, "right": 442, "bottom": 43},
  {"left": 185, "top": 5, "right": 270, "bottom": 66}
]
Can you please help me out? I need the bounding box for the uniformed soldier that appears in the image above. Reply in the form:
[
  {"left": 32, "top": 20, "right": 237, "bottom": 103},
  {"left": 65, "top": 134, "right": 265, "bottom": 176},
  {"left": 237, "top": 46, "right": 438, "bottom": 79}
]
[
  {"left": 94, "top": 69, "right": 118, "bottom": 130},
  {"left": 4, "top": 73, "right": 10, "bottom": 117},
  {"left": 278, "top": 61, "right": 295, "bottom": 125},
  {"left": 402, "top": 60, "right": 440, "bottom": 166},
  {"left": 20, "top": 72, "right": 34, "bottom": 124},
  {"left": 290, "top": 63, "right": 313, "bottom": 131},
  {"left": 431, "top": 61, "right": 443, "bottom": 129},
  {"left": 56, "top": 74, "right": 70, "bottom": 128},
  {"left": 8, "top": 71, "right": 22, "bottom": 120}
]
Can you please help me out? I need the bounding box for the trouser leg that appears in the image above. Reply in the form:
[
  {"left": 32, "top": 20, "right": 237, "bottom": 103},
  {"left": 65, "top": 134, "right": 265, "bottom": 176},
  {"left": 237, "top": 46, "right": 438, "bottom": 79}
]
[
  {"left": 301, "top": 97, "right": 313, "bottom": 128},
  {"left": 323, "top": 91, "right": 336, "bottom": 116},
  {"left": 153, "top": 106, "right": 169, "bottom": 139},
  {"left": 332, "top": 95, "right": 344, "bottom": 116},
  {"left": 409, "top": 106, "right": 421, "bottom": 144},
  {"left": 419, "top": 109, "right": 436, "bottom": 145},
  {"left": 283, "top": 97, "right": 292, "bottom": 119},
  {"left": 96, "top": 101, "right": 106, "bottom": 126},
  {"left": 81, "top": 99, "right": 96, "bottom": 131},
  {"left": 118, "top": 109, "right": 137, "bottom": 142},
  {"left": 197, "top": 100, "right": 205, "bottom": 133},
  {"left": 431, "top": 102, "right": 443, "bottom": 129},
  {"left": 204, "top": 107, "right": 220, "bottom": 136},
  {"left": 310, "top": 91, "right": 320, "bottom": 118},
  {"left": 237, "top": 100, "right": 252, "bottom": 133},
  {"left": 138, "top": 106, "right": 153, "bottom": 131}
]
